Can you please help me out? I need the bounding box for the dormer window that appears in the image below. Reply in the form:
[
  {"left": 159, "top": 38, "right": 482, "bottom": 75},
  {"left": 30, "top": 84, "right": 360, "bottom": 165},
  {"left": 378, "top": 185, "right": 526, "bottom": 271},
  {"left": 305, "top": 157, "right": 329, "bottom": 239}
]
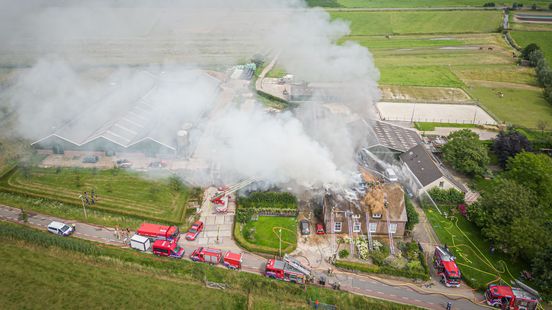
[{"left": 372, "top": 213, "right": 382, "bottom": 219}]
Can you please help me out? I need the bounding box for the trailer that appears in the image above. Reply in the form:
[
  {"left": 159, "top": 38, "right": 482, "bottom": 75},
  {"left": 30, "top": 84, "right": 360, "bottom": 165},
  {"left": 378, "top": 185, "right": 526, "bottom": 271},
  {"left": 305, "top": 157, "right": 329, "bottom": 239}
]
[
  {"left": 136, "top": 223, "right": 180, "bottom": 242},
  {"left": 433, "top": 246, "right": 461, "bottom": 287},
  {"left": 129, "top": 234, "right": 151, "bottom": 252},
  {"left": 485, "top": 284, "right": 539, "bottom": 310},
  {"left": 265, "top": 254, "right": 312, "bottom": 284},
  {"left": 190, "top": 247, "right": 223, "bottom": 264},
  {"left": 223, "top": 251, "right": 242, "bottom": 270}
]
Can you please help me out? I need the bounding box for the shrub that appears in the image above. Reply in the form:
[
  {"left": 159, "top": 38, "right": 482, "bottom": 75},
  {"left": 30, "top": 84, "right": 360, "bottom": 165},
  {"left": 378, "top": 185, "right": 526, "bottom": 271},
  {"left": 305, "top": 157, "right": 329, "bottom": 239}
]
[
  {"left": 238, "top": 192, "right": 297, "bottom": 210},
  {"left": 370, "top": 250, "right": 386, "bottom": 266},
  {"left": 483, "top": 2, "right": 495, "bottom": 7},
  {"left": 335, "top": 260, "right": 429, "bottom": 281},
  {"left": 339, "top": 249, "right": 349, "bottom": 259},
  {"left": 236, "top": 208, "right": 255, "bottom": 223},
  {"left": 168, "top": 175, "right": 183, "bottom": 192},
  {"left": 404, "top": 196, "right": 419, "bottom": 231},
  {"left": 428, "top": 188, "right": 465, "bottom": 205}
]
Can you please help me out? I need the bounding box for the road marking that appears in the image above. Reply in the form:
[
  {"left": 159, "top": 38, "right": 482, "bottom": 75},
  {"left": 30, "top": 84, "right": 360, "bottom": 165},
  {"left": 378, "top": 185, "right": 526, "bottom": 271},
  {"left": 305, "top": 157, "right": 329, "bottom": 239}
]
[
  {"left": 428, "top": 302, "right": 435, "bottom": 305},
  {"left": 401, "top": 297, "right": 409, "bottom": 300},
  {"left": 389, "top": 294, "right": 396, "bottom": 297},
  {"left": 376, "top": 291, "right": 384, "bottom": 295},
  {"left": 414, "top": 299, "right": 422, "bottom": 303}
]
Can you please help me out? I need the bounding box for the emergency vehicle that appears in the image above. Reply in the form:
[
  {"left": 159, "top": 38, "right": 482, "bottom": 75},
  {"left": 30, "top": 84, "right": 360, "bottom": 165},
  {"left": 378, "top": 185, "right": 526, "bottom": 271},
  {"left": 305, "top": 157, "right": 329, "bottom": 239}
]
[
  {"left": 152, "top": 240, "right": 185, "bottom": 259},
  {"left": 222, "top": 251, "right": 242, "bottom": 270},
  {"left": 433, "top": 246, "right": 461, "bottom": 287},
  {"left": 265, "top": 254, "right": 312, "bottom": 284},
  {"left": 485, "top": 283, "right": 540, "bottom": 310},
  {"left": 136, "top": 223, "right": 180, "bottom": 242},
  {"left": 190, "top": 247, "right": 223, "bottom": 264}
]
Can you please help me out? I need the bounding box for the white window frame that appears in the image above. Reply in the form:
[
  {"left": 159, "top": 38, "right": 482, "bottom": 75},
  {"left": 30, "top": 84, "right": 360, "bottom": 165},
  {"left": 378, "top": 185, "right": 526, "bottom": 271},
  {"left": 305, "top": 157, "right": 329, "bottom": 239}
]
[
  {"left": 369, "top": 222, "right": 377, "bottom": 233},
  {"left": 353, "top": 222, "right": 361, "bottom": 233},
  {"left": 352, "top": 214, "right": 360, "bottom": 219},
  {"left": 372, "top": 213, "right": 382, "bottom": 219},
  {"left": 334, "top": 222, "right": 342, "bottom": 233},
  {"left": 389, "top": 223, "right": 397, "bottom": 234}
]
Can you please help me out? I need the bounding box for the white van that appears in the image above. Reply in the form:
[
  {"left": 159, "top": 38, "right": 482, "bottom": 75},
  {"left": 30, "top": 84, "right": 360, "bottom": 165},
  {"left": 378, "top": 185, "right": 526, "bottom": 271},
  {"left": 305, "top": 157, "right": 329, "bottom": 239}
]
[
  {"left": 47, "top": 221, "right": 74, "bottom": 236},
  {"left": 385, "top": 168, "right": 398, "bottom": 182},
  {"left": 130, "top": 234, "right": 151, "bottom": 252}
]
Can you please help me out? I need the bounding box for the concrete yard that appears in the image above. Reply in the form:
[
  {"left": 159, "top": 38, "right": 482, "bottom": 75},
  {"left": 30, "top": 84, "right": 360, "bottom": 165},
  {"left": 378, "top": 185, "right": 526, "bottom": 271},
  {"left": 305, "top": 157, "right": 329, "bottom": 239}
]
[{"left": 376, "top": 101, "right": 497, "bottom": 125}]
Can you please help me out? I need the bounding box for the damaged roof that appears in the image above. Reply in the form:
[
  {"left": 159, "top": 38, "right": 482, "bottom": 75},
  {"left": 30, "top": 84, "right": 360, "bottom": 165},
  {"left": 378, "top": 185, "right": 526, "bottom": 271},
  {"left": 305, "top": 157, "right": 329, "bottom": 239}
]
[{"left": 368, "top": 121, "right": 422, "bottom": 153}]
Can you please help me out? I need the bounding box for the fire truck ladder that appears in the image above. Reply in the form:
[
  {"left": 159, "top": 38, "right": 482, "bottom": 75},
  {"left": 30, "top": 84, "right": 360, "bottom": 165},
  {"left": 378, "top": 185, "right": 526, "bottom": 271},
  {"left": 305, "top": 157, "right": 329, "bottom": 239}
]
[
  {"left": 330, "top": 206, "right": 336, "bottom": 259},
  {"left": 346, "top": 211, "right": 354, "bottom": 256},
  {"left": 283, "top": 254, "right": 312, "bottom": 277},
  {"left": 384, "top": 194, "right": 395, "bottom": 256},
  {"left": 211, "top": 177, "right": 255, "bottom": 202},
  {"left": 365, "top": 212, "right": 373, "bottom": 251}
]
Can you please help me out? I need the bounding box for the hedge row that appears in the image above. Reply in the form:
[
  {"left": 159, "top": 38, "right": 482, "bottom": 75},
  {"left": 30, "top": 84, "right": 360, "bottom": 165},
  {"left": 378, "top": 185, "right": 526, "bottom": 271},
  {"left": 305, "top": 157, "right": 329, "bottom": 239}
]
[
  {"left": 238, "top": 192, "right": 298, "bottom": 210},
  {"left": 404, "top": 196, "right": 419, "bottom": 232},
  {"left": 335, "top": 260, "right": 430, "bottom": 281},
  {"left": 233, "top": 223, "right": 296, "bottom": 256}
]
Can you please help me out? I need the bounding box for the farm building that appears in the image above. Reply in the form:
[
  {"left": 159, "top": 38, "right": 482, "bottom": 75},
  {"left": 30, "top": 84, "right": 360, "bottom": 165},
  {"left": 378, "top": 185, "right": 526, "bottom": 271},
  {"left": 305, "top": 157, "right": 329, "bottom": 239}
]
[
  {"left": 365, "top": 121, "right": 423, "bottom": 155},
  {"left": 399, "top": 144, "right": 465, "bottom": 196},
  {"left": 32, "top": 70, "right": 220, "bottom": 156},
  {"left": 323, "top": 178, "right": 408, "bottom": 239}
]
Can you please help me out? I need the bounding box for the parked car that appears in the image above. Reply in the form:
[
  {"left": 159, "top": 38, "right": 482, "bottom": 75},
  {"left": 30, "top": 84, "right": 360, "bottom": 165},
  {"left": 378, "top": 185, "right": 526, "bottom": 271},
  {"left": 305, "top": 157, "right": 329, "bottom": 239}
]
[
  {"left": 47, "top": 221, "right": 74, "bottom": 236},
  {"left": 385, "top": 167, "right": 398, "bottom": 182},
  {"left": 185, "top": 220, "right": 204, "bottom": 241},
  {"left": 116, "top": 159, "right": 132, "bottom": 168},
  {"left": 82, "top": 156, "right": 99, "bottom": 163},
  {"left": 300, "top": 219, "right": 310, "bottom": 235},
  {"left": 148, "top": 160, "right": 167, "bottom": 169},
  {"left": 316, "top": 223, "right": 325, "bottom": 235}
]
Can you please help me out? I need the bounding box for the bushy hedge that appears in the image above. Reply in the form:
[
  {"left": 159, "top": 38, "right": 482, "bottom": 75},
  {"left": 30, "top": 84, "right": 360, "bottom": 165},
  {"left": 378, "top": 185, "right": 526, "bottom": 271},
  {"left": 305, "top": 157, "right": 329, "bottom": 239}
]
[
  {"left": 238, "top": 192, "right": 297, "bottom": 210},
  {"left": 335, "top": 260, "right": 429, "bottom": 281},
  {"left": 233, "top": 223, "right": 296, "bottom": 256},
  {"left": 427, "top": 188, "right": 465, "bottom": 205},
  {"left": 404, "top": 196, "right": 419, "bottom": 231},
  {"left": 523, "top": 44, "right": 552, "bottom": 105}
]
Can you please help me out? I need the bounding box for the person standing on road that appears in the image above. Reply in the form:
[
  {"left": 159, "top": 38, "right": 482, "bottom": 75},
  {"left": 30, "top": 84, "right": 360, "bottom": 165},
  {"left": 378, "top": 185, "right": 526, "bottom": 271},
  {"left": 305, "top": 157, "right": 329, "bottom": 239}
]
[{"left": 446, "top": 301, "right": 453, "bottom": 310}]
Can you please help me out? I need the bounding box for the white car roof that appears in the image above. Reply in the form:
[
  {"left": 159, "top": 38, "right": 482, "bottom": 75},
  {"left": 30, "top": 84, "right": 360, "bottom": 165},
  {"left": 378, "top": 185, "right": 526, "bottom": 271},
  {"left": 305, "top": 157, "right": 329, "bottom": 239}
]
[{"left": 48, "top": 221, "right": 68, "bottom": 229}]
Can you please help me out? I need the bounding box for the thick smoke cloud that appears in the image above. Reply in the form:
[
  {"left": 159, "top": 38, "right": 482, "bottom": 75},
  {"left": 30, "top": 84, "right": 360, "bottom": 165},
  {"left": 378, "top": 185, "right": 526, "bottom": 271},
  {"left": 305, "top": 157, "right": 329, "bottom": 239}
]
[{"left": 1, "top": 0, "right": 380, "bottom": 190}]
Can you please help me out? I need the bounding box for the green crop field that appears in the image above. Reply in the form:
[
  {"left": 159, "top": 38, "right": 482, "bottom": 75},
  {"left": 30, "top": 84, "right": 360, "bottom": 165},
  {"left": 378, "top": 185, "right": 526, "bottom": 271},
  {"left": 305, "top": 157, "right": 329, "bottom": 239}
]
[
  {"left": 309, "top": 0, "right": 552, "bottom": 8},
  {"left": 242, "top": 216, "right": 297, "bottom": 250},
  {"left": 467, "top": 86, "right": 552, "bottom": 128},
  {"left": 0, "top": 222, "right": 416, "bottom": 310},
  {"left": 379, "top": 65, "right": 464, "bottom": 87},
  {"left": 0, "top": 166, "right": 190, "bottom": 225},
  {"left": 452, "top": 64, "right": 538, "bottom": 85},
  {"left": 330, "top": 11, "right": 502, "bottom": 35},
  {"left": 511, "top": 31, "right": 552, "bottom": 63}
]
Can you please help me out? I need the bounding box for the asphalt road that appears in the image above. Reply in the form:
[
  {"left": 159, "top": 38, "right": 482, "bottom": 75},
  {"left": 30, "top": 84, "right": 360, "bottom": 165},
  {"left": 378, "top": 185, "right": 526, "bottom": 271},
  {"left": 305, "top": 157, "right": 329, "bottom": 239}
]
[{"left": 0, "top": 205, "right": 488, "bottom": 310}]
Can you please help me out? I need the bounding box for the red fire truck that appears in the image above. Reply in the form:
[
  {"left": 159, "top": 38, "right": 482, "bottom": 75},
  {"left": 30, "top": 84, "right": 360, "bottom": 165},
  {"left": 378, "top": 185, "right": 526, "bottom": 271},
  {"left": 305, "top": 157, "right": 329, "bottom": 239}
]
[
  {"left": 152, "top": 240, "right": 185, "bottom": 259},
  {"left": 485, "top": 283, "right": 540, "bottom": 310},
  {"left": 136, "top": 223, "right": 180, "bottom": 242},
  {"left": 190, "top": 247, "right": 223, "bottom": 264},
  {"left": 265, "top": 254, "right": 312, "bottom": 284},
  {"left": 222, "top": 251, "right": 242, "bottom": 270},
  {"left": 433, "top": 246, "right": 461, "bottom": 287}
]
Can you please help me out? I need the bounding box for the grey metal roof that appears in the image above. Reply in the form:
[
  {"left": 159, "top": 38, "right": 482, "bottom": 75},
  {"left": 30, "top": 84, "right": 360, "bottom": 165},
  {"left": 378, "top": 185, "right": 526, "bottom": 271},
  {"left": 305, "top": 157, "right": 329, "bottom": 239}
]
[
  {"left": 400, "top": 144, "right": 443, "bottom": 187},
  {"left": 369, "top": 121, "right": 422, "bottom": 153},
  {"left": 32, "top": 70, "right": 220, "bottom": 151}
]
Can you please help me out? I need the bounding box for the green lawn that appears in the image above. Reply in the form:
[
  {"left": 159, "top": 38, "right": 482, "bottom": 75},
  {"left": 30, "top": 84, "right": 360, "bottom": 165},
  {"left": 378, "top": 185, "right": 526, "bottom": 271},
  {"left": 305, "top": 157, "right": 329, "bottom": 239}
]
[
  {"left": 452, "top": 64, "right": 538, "bottom": 85},
  {"left": 330, "top": 11, "right": 502, "bottom": 35},
  {"left": 467, "top": 86, "right": 552, "bottom": 128},
  {"left": 0, "top": 166, "right": 190, "bottom": 225},
  {"left": 309, "top": 0, "right": 552, "bottom": 8},
  {"left": 379, "top": 65, "right": 464, "bottom": 87},
  {"left": 424, "top": 206, "right": 524, "bottom": 290},
  {"left": 511, "top": 31, "right": 552, "bottom": 63},
  {"left": 242, "top": 216, "right": 297, "bottom": 250},
  {"left": 0, "top": 221, "right": 416, "bottom": 310},
  {"left": 266, "top": 66, "right": 287, "bottom": 78},
  {"left": 414, "top": 122, "right": 476, "bottom": 131}
]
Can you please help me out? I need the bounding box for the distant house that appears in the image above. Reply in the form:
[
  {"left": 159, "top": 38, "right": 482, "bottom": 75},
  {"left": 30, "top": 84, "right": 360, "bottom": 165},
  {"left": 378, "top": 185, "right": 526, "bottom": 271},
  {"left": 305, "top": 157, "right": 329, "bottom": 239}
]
[
  {"left": 323, "top": 182, "right": 408, "bottom": 238},
  {"left": 399, "top": 144, "right": 465, "bottom": 196}
]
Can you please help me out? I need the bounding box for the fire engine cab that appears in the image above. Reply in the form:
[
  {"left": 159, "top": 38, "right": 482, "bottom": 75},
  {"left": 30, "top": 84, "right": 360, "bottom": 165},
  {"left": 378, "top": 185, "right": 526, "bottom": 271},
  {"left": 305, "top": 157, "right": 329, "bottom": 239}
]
[
  {"left": 152, "top": 240, "right": 185, "bottom": 259},
  {"left": 433, "top": 246, "right": 461, "bottom": 287},
  {"left": 137, "top": 223, "right": 180, "bottom": 242},
  {"left": 485, "top": 283, "right": 540, "bottom": 310},
  {"left": 190, "top": 247, "right": 223, "bottom": 264},
  {"left": 265, "top": 254, "right": 312, "bottom": 284}
]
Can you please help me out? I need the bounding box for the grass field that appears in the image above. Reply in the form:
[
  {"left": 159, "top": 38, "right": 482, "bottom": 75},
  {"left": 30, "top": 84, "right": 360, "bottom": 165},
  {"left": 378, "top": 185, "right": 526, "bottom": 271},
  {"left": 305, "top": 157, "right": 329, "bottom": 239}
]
[
  {"left": 330, "top": 11, "right": 502, "bottom": 35},
  {"left": 511, "top": 31, "right": 552, "bottom": 63},
  {"left": 424, "top": 206, "right": 524, "bottom": 290},
  {"left": 467, "top": 86, "right": 552, "bottom": 128},
  {"left": 414, "top": 122, "right": 476, "bottom": 131},
  {"left": 0, "top": 221, "right": 416, "bottom": 310},
  {"left": 0, "top": 166, "right": 190, "bottom": 225},
  {"left": 242, "top": 216, "right": 297, "bottom": 250},
  {"left": 309, "top": 0, "right": 552, "bottom": 8},
  {"left": 452, "top": 64, "right": 538, "bottom": 85},
  {"left": 379, "top": 65, "right": 464, "bottom": 87}
]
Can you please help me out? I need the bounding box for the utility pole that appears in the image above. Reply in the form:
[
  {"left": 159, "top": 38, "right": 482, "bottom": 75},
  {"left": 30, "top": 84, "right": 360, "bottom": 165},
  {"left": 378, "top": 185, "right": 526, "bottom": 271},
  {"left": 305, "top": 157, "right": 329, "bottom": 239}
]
[{"left": 78, "top": 194, "right": 88, "bottom": 219}]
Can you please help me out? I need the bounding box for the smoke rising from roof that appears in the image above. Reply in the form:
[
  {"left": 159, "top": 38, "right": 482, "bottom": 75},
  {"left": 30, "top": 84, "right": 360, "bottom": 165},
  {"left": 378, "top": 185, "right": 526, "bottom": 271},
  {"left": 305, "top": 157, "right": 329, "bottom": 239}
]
[{"left": 1, "top": 0, "right": 380, "bottom": 190}]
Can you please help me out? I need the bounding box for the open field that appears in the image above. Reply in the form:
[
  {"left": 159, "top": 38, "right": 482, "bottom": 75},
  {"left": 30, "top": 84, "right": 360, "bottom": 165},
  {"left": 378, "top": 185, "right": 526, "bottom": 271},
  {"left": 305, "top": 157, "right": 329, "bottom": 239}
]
[
  {"left": 0, "top": 221, "right": 415, "bottom": 310},
  {"left": 452, "top": 64, "right": 538, "bottom": 86},
  {"left": 380, "top": 85, "right": 472, "bottom": 102},
  {"left": 330, "top": 11, "right": 502, "bottom": 35},
  {"left": 467, "top": 86, "right": 552, "bottom": 128},
  {"left": 242, "top": 216, "right": 297, "bottom": 250},
  {"left": 0, "top": 166, "right": 190, "bottom": 225},
  {"left": 424, "top": 206, "right": 524, "bottom": 290},
  {"left": 377, "top": 101, "right": 497, "bottom": 124},
  {"left": 379, "top": 66, "right": 464, "bottom": 87},
  {"left": 310, "top": 0, "right": 552, "bottom": 8},
  {"left": 414, "top": 122, "right": 476, "bottom": 131},
  {"left": 511, "top": 31, "right": 552, "bottom": 63}
]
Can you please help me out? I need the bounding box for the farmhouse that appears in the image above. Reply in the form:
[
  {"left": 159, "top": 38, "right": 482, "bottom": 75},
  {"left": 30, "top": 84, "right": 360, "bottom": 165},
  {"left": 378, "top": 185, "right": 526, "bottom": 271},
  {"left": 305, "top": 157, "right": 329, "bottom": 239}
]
[
  {"left": 399, "top": 144, "right": 465, "bottom": 196},
  {"left": 31, "top": 70, "right": 220, "bottom": 156},
  {"left": 323, "top": 179, "right": 407, "bottom": 239}
]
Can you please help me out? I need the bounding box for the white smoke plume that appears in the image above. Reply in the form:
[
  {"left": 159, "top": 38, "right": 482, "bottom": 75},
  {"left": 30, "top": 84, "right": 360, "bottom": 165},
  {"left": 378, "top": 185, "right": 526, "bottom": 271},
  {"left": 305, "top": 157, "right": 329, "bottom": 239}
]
[{"left": 0, "top": 0, "right": 380, "bottom": 190}]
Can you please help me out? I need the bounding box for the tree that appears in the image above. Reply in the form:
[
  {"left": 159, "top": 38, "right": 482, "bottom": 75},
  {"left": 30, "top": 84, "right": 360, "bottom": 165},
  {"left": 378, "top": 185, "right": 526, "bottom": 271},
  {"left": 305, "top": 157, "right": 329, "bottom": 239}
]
[
  {"left": 532, "top": 243, "right": 552, "bottom": 295},
  {"left": 442, "top": 129, "right": 489, "bottom": 176},
  {"left": 522, "top": 43, "right": 540, "bottom": 60},
  {"left": 505, "top": 152, "right": 552, "bottom": 204},
  {"left": 492, "top": 128, "right": 532, "bottom": 168},
  {"left": 537, "top": 120, "right": 549, "bottom": 137},
  {"left": 544, "top": 86, "right": 552, "bottom": 105},
  {"left": 549, "top": 3, "right": 552, "bottom": 10},
  {"left": 528, "top": 49, "right": 545, "bottom": 67}
]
